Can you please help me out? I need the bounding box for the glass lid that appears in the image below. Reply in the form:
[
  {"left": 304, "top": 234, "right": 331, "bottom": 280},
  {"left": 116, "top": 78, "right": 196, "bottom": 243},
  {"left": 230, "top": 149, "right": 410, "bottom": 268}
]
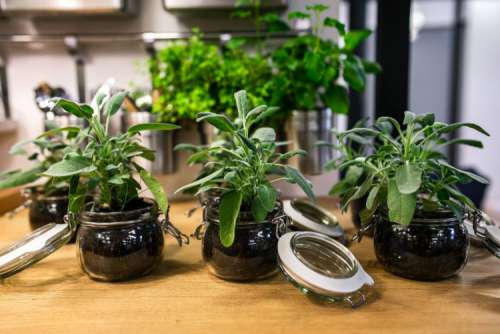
[
  {"left": 0, "top": 222, "right": 72, "bottom": 279},
  {"left": 283, "top": 199, "right": 344, "bottom": 239},
  {"left": 277, "top": 231, "right": 374, "bottom": 307}
]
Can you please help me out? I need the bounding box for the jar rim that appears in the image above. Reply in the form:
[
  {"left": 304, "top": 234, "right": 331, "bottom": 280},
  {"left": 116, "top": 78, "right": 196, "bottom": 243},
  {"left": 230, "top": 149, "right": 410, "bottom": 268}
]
[
  {"left": 23, "top": 186, "right": 68, "bottom": 201},
  {"left": 79, "top": 198, "right": 159, "bottom": 227},
  {"left": 376, "top": 209, "right": 460, "bottom": 225}
]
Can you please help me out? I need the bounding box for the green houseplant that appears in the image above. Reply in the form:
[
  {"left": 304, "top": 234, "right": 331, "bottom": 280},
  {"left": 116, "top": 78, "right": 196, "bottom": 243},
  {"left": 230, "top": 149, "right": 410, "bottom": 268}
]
[
  {"left": 0, "top": 123, "right": 77, "bottom": 231},
  {"left": 177, "top": 90, "right": 314, "bottom": 281},
  {"left": 43, "top": 81, "right": 187, "bottom": 281},
  {"left": 270, "top": 4, "right": 380, "bottom": 174},
  {"left": 328, "top": 112, "right": 489, "bottom": 280}
]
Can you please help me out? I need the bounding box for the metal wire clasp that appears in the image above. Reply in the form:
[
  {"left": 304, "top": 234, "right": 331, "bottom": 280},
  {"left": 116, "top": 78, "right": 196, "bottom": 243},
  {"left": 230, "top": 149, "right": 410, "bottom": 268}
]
[
  {"left": 162, "top": 219, "right": 190, "bottom": 247},
  {"left": 273, "top": 214, "right": 291, "bottom": 238}
]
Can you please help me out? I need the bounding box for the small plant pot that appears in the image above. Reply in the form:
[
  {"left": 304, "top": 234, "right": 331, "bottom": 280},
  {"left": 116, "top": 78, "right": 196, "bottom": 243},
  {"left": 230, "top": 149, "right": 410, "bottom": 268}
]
[
  {"left": 23, "top": 187, "right": 74, "bottom": 241},
  {"left": 76, "top": 199, "right": 168, "bottom": 282},
  {"left": 373, "top": 211, "right": 469, "bottom": 281},
  {"left": 201, "top": 200, "right": 284, "bottom": 281}
]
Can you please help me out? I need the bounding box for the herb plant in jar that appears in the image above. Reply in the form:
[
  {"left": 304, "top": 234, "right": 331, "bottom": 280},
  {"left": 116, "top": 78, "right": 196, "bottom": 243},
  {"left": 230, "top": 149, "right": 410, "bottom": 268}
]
[
  {"left": 177, "top": 90, "right": 315, "bottom": 281},
  {"left": 44, "top": 82, "right": 188, "bottom": 282},
  {"left": 0, "top": 124, "right": 77, "bottom": 232},
  {"left": 329, "top": 112, "right": 489, "bottom": 280}
]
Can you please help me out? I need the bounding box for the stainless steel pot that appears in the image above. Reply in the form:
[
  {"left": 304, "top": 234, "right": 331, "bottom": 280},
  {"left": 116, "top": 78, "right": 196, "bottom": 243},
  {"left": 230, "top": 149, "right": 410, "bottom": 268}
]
[
  {"left": 122, "top": 111, "right": 177, "bottom": 174},
  {"left": 292, "top": 109, "right": 333, "bottom": 175}
]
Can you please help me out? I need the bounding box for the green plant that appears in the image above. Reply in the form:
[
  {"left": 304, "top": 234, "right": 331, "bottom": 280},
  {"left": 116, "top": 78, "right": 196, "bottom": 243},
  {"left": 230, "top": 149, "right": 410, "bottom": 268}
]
[
  {"left": 0, "top": 122, "right": 77, "bottom": 195},
  {"left": 270, "top": 4, "right": 380, "bottom": 114},
  {"left": 328, "top": 112, "right": 489, "bottom": 225},
  {"left": 177, "top": 90, "right": 315, "bottom": 246},
  {"left": 150, "top": 31, "right": 221, "bottom": 123},
  {"left": 42, "top": 82, "right": 180, "bottom": 216}
]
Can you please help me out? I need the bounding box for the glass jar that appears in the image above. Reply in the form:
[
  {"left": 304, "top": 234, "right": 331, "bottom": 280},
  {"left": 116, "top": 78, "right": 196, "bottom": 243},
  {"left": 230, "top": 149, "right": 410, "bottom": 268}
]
[
  {"left": 23, "top": 187, "right": 74, "bottom": 242},
  {"left": 373, "top": 210, "right": 469, "bottom": 281},
  {"left": 76, "top": 198, "right": 184, "bottom": 282},
  {"left": 202, "top": 199, "right": 285, "bottom": 281}
]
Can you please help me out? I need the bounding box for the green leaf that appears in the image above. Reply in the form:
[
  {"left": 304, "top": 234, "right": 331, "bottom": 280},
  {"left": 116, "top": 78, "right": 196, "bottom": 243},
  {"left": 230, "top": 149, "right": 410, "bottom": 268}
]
[
  {"left": 366, "top": 185, "right": 380, "bottom": 210},
  {"left": 174, "top": 143, "right": 201, "bottom": 152},
  {"left": 387, "top": 179, "right": 417, "bottom": 225},
  {"left": 438, "top": 138, "right": 483, "bottom": 149},
  {"left": 0, "top": 165, "right": 45, "bottom": 189},
  {"left": 219, "top": 190, "right": 243, "bottom": 247},
  {"left": 444, "top": 185, "right": 475, "bottom": 210},
  {"left": 9, "top": 139, "right": 32, "bottom": 155},
  {"left": 324, "top": 17, "right": 345, "bottom": 35},
  {"left": 403, "top": 111, "right": 416, "bottom": 125},
  {"left": 439, "top": 160, "right": 488, "bottom": 184},
  {"left": 249, "top": 106, "right": 280, "bottom": 127},
  {"left": 304, "top": 51, "right": 325, "bottom": 83},
  {"left": 105, "top": 91, "right": 127, "bottom": 117},
  {"left": 288, "top": 11, "right": 310, "bottom": 20},
  {"left": 436, "top": 122, "right": 490, "bottom": 136},
  {"left": 44, "top": 157, "right": 96, "bottom": 177},
  {"left": 277, "top": 149, "right": 307, "bottom": 161},
  {"left": 197, "top": 113, "right": 236, "bottom": 133},
  {"left": 140, "top": 169, "right": 168, "bottom": 215},
  {"left": 305, "top": 4, "right": 329, "bottom": 12},
  {"left": 37, "top": 126, "right": 80, "bottom": 139},
  {"left": 344, "top": 30, "right": 371, "bottom": 52},
  {"left": 343, "top": 56, "right": 366, "bottom": 92},
  {"left": 175, "top": 169, "right": 224, "bottom": 194},
  {"left": 51, "top": 98, "right": 93, "bottom": 119},
  {"left": 362, "top": 60, "right": 382, "bottom": 74},
  {"left": 329, "top": 179, "right": 350, "bottom": 197},
  {"left": 127, "top": 122, "right": 180, "bottom": 134},
  {"left": 395, "top": 162, "right": 422, "bottom": 194},
  {"left": 256, "top": 184, "right": 277, "bottom": 212},
  {"left": 251, "top": 198, "right": 268, "bottom": 223},
  {"left": 251, "top": 127, "right": 276, "bottom": 142},
  {"left": 285, "top": 166, "right": 315, "bottom": 201},
  {"left": 234, "top": 90, "right": 249, "bottom": 121},
  {"left": 323, "top": 85, "right": 349, "bottom": 114}
]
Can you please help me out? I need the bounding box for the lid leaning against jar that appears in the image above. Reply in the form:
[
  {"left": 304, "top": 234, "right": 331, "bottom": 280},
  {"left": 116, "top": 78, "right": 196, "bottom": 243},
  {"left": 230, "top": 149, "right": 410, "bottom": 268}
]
[
  {"left": 0, "top": 222, "right": 73, "bottom": 278},
  {"left": 282, "top": 199, "right": 345, "bottom": 240},
  {"left": 277, "top": 231, "right": 374, "bottom": 307}
]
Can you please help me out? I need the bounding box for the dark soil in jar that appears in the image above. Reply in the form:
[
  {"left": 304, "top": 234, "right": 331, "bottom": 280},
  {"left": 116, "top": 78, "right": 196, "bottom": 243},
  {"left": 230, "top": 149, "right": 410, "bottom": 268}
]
[
  {"left": 202, "top": 200, "right": 282, "bottom": 281},
  {"left": 77, "top": 198, "right": 164, "bottom": 282},
  {"left": 373, "top": 210, "right": 469, "bottom": 281}
]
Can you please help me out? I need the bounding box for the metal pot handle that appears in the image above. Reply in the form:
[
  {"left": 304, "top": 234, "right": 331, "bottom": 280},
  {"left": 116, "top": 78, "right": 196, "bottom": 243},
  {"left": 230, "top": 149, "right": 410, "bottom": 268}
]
[
  {"left": 273, "top": 214, "right": 291, "bottom": 238},
  {"left": 162, "top": 219, "right": 190, "bottom": 247}
]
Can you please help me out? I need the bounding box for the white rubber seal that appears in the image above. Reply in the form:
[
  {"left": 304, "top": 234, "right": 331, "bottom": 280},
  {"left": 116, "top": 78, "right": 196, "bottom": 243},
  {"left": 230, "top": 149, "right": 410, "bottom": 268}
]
[{"left": 283, "top": 200, "right": 343, "bottom": 238}]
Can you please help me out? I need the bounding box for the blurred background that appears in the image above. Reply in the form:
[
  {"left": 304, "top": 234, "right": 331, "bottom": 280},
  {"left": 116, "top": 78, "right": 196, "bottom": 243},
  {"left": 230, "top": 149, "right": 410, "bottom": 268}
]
[{"left": 0, "top": 0, "right": 497, "bottom": 218}]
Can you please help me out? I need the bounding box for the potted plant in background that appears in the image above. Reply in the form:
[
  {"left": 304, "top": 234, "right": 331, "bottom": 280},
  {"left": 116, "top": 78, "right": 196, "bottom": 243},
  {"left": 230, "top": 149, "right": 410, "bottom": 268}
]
[
  {"left": 270, "top": 4, "right": 380, "bottom": 174},
  {"left": 329, "top": 112, "right": 489, "bottom": 280},
  {"left": 0, "top": 123, "right": 77, "bottom": 233},
  {"left": 44, "top": 82, "right": 188, "bottom": 282},
  {"left": 149, "top": 30, "right": 221, "bottom": 173},
  {"left": 177, "top": 90, "right": 314, "bottom": 281}
]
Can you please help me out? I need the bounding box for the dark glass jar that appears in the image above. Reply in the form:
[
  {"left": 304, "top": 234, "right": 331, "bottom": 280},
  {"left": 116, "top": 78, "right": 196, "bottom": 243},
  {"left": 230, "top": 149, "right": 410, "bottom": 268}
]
[
  {"left": 23, "top": 187, "right": 74, "bottom": 240},
  {"left": 202, "top": 199, "right": 285, "bottom": 281},
  {"left": 76, "top": 198, "right": 165, "bottom": 282},
  {"left": 373, "top": 210, "right": 469, "bottom": 281}
]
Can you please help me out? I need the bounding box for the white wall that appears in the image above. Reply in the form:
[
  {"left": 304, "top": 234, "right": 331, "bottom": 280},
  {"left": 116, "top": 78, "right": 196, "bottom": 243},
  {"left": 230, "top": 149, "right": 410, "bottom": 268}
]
[{"left": 460, "top": 1, "right": 500, "bottom": 216}]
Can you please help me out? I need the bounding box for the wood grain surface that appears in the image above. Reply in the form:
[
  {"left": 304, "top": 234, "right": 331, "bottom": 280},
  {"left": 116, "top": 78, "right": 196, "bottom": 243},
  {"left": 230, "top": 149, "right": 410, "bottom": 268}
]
[{"left": 0, "top": 198, "right": 498, "bottom": 334}]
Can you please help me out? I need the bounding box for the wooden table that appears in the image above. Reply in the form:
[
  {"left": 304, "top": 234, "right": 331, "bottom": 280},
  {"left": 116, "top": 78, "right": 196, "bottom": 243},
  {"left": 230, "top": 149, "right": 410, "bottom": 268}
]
[{"left": 0, "top": 198, "right": 499, "bottom": 334}]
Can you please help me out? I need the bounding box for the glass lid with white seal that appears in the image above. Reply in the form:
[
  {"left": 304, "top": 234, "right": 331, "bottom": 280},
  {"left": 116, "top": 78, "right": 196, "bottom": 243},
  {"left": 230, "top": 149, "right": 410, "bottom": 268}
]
[
  {"left": 283, "top": 199, "right": 346, "bottom": 243},
  {"left": 277, "top": 231, "right": 374, "bottom": 307},
  {"left": 0, "top": 221, "right": 73, "bottom": 279}
]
